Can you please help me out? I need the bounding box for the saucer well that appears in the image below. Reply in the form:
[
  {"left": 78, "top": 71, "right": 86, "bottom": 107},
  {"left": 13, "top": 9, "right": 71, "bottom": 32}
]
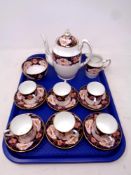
[
  {"left": 4, "top": 113, "right": 45, "bottom": 152},
  {"left": 78, "top": 85, "right": 110, "bottom": 111},
  {"left": 22, "top": 57, "right": 48, "bottom": 80},
  {"left": 14, "top": 85, "right": 47, "bottom": 110},
  {"left": 83, "top": 113, "right": 122, "bottom": 150},
  {"left": 46, "top": 112, "right": 83, "bottom": 149},
  {"left": 46, "top": 87, "right": 78, "bottom": 111}
]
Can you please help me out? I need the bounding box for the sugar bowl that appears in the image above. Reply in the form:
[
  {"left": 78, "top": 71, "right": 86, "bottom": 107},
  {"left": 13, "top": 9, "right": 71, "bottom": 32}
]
[{"left": 22, "top": 56, "right": 48, "bottom": 80}]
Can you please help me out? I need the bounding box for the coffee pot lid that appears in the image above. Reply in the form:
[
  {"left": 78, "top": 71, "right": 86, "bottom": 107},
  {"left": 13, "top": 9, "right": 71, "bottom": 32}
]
[{"left": 57, "top": 30, "right": 78, "bottom": 48}]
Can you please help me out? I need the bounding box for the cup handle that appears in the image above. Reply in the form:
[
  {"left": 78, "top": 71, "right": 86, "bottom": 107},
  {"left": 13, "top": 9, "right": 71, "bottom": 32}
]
[
  {"left": 102, "top": 59, "right": 111, "bottom": 69},
  {"left": 93, "top": 97, "right": 97, "bottom": 105},
  {"left": 4, "top": 129, "right": 13, "bottom": 136},
  {"left": 80, "top": 39, "right": 92, "bottom": 68}
]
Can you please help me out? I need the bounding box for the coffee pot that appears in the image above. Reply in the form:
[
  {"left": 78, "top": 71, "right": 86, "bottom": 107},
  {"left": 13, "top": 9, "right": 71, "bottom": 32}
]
[{"left": 43, "top": 30, "right": 92, "bottom": 80}]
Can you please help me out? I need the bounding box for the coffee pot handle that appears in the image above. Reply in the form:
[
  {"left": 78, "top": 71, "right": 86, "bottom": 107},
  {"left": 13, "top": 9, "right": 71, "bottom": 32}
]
[{"left": 80, "top": 39, "right": 92, "bottom": 68}]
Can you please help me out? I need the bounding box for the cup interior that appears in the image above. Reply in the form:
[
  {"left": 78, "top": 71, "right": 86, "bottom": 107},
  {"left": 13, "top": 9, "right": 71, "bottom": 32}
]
[
  {"left": 10, "top": 114, "right": 33, "bottom": 136},
  {"left": 18, "top": 80, "right": 37, "bottom": 95},
  {"left": 87, "top": 82, "right": 105, "bottom": 97},
  {"left": 87, "top": 54, "right": 103, "bottom": 68},
  {"left": 53, "top": 111, "right": 75, "bottom": 133},
  {"left": 96, "top": 113, "right": 118, "bottom": 134},
  {"left": 53, "top": 82, "right": 71, "bottom": 97},
  {"left": 26, "top": 64, "right": 46, "bottom": 75}
]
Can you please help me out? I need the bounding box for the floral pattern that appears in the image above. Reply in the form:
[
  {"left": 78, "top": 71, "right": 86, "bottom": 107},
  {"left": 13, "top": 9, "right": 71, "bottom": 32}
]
[
  {"left": 14, "top": 85, "right": 47, "bottom": 109},
  {"left": 78, "top": 86, "right": 110, "bottom": 111},
  {"left": 4, "top": 114, "right": 44, "bottom": 152},
  {"left": 46, "top": 114, "right": 83, "bottom": 149},
  {"left": 53, "top": 53, "right": 81, "bottom": 66},
  {"left": 85, "top": 64, "right": 101, "bottom": 77},
  {"left": 58, "top": 35, "right": 77, "bottom": 47},
  {"left": 22, "top": 57, "right": 48, "bottom": 80},
  {"left": 83, "top": 113, "right": 122, "bottom": 150},
  {"left": 47, "top": 88, "right": 78, "bottom": 111}
]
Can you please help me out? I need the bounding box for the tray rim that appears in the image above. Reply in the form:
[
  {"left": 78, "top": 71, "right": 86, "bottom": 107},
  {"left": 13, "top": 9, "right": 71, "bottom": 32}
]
[
  {"left": 2, "top": 53, "right": 126, "bottom": 164},
  {"left": 3, "top": 138, "right": 126, "bottom": 164}
]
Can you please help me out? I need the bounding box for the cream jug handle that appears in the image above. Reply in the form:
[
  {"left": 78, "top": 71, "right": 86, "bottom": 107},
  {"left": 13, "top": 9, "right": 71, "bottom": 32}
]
[
  {"left": 80, "top": 39, "right": 92, "bottom": 68},
  {"left": 102, "top": 59, "right": 111, "bottom": 69}
]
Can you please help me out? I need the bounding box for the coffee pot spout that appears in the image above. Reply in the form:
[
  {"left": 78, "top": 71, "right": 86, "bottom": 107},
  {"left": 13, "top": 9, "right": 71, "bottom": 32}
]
[{"left": 41, "top": 36, "right": 53, "bottom": 66}]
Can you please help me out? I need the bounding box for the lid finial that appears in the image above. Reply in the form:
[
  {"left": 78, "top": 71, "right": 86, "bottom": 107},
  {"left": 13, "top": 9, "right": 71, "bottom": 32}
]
[{"left": 64, "top": 29, "right": 71, "bottom": 36}]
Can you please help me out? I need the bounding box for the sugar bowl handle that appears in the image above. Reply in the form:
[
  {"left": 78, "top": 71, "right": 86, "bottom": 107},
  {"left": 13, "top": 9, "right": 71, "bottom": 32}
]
[{"left": 80, "top": 39, "right": 92, "bottom": 68}]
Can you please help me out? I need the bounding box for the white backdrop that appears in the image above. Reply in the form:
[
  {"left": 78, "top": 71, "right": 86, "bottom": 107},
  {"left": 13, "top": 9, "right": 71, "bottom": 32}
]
[
  {"left": 0, "top": 1, "right": 131, "bottom": 175},
  {"left": 0, "top": 0, "right": 131, "bottom": 53}
]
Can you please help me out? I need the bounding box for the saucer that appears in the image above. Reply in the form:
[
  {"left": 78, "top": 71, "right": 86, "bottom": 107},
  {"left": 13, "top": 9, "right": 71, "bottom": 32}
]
[
  {"left": 22, "top": 57, "right": 48, "bottom": 80},
  {"left": 46, "top": 112, "right": 83, "bottom": 149},
  {"left": 83, "top": 113, "right": 122, "bottom": 150},
  {"left": 46, "top": 87, "right": 78, "bottom": 111},
  {"left": 14, "top": 85, "right": 47, "bottom": 109},
  {"left": 4, "top": 113, "right": 45, "bottom": 152},
  {"left": 78, "top": 85, "right": 110, "bottom": 111}
]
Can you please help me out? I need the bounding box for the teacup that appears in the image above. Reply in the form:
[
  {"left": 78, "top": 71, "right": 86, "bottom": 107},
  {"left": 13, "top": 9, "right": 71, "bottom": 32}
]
[
  {"left": 18, "top": 80, "right": 38, "bottom": 103},
  {"left": 46, "top": 111, "right": 83, "bottom": 149},
  {"left": 18, "top": 80, "right": 37, "bottom": 95},
  {"left": 53, "top": 82, "right": 71, "bottom": 106},
  {"left": 15, "top": 80, "right": 46, "bottom": 110},
  {"left": 83, "top": 112, "right": 121, "bottom": 150},
  {"left": 53, "top": 111, "right": 76, "bottom": 133},
  {"left": 22, "top": 56, "right": 48, "bottom": 80},
  {"left": 85, "top": 81, "right": 106, "bottom": 106},
  {"left": 95, "top": 113, "right": 118, "bottom": 135},
  {"left": 4, "top": 113, "right": 36, "bottom": 144},
  {"left": 85, "top": 54, "right": 111, "bottom": 78}
]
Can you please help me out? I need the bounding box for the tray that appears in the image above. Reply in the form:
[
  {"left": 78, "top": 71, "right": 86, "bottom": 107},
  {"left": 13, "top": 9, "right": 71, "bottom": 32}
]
[{"left": 3, "top": 54, "right": 126, "bottom": 164}]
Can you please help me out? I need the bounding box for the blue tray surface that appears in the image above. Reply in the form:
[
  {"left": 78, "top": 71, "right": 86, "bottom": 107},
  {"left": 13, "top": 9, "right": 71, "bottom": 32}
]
[{"left": 3, "top": 54, "right": 126, "bottom": 163}]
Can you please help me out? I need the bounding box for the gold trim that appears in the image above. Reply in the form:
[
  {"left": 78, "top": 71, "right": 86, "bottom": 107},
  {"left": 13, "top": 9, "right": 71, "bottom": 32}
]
[
  {"left": 83, "top": 113, "right": 122, "bottom": 151},
  {"left": 78, "top": 85, "right": 110, "bottom": 111},
  {"left": 4, "top": 114, "right": 45, "bottom": 153},
  {"left": 46, "top": 87, "right": 79, "bottom": 111},
  {"left": 45, "top": 111, "right": 83, "bottom": 150},
  {"left": 53, "top": 53, "right": 81, "bottom": 66},
  {"left": 14, "top": 85, "right": 47, "bottom": 110},
  {"left": 22, "top": 57, "right": 48, "bottom": 80}
]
